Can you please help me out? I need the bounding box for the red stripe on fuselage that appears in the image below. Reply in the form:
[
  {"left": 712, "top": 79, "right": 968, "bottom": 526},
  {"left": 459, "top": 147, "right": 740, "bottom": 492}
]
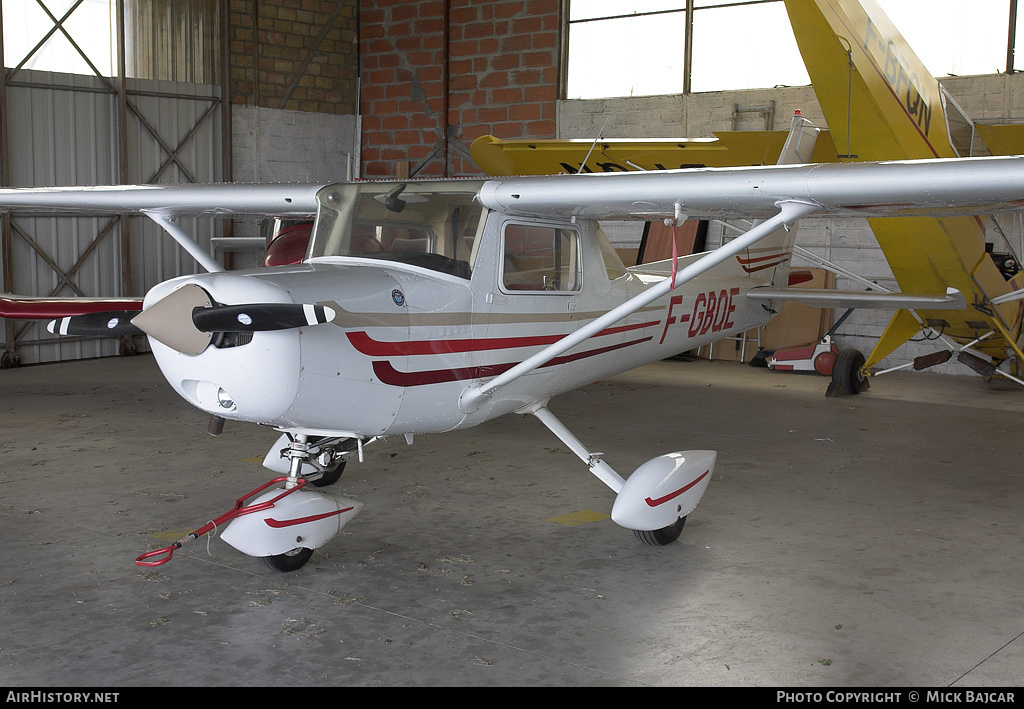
[
  {"left": 346, "top": 320, "right": 660, "bottom": 357},
  {"left": 372, "top": 337, "right": 653, "bottom": 387},
  {"left": 735, "top": 251, "right": 790, "bottom": 273}
]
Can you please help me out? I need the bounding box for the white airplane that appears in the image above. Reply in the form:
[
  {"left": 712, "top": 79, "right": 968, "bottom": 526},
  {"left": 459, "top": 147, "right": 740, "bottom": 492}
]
[{"left": 2, "top": 141, "right": 1022, "bottom": 571}]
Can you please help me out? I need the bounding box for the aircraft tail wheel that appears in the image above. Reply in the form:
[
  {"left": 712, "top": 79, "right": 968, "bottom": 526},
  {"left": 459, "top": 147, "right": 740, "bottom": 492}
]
[
  {"left": 634, "top": 516, "right": 686, "bottom": 546},
  {"left": 830, "top": 348, "right": 869, "bottom": 396},
  {"left": 260, "top": 547, "right": 314, "bottom": 572}
]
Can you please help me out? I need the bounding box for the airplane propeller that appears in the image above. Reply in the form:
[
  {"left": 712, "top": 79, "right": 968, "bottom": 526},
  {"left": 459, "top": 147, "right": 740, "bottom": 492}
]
[
  {"left": 47, "top": 284, "right": 336, "bottom": 355},
  {"left": 190, "top": 302, "right": 336, "bottom": 333},
  {"left": 47, "top": 311, "right": 144, "bottom": 337}
]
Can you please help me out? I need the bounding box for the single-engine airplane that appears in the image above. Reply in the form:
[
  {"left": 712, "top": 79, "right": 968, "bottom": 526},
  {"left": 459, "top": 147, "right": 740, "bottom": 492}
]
[
  {"left": 471, "top": 0, "right": 1024, "bottom": 393},
  {"left": 2, "top": 148, "right": 1022, "bottom": 571}
]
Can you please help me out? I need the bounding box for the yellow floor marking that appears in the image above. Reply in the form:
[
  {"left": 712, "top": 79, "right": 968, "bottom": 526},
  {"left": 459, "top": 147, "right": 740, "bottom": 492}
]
[
  {"left": 547, "top": 510, "right": 610, "bottom": 527},
  {"left": 147, "top": 527, "right": 196, "bottom": 541}
]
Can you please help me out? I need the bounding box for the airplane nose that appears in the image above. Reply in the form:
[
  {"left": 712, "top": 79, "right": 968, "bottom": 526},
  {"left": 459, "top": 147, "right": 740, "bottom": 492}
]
[{"left": 142, "top": 274, "right": 311, "bottom": 424}]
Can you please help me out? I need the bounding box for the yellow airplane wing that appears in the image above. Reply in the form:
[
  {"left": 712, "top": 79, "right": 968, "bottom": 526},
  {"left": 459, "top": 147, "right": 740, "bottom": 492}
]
[
  {"left": 470, "top": 129, "right": 838, "bottom": 176},
  {"left": 784, "top": 0, "right": 1024, "bottom": 369},
  {"left": 976, "top": 123, "right": 1024, "bottom": 156}
]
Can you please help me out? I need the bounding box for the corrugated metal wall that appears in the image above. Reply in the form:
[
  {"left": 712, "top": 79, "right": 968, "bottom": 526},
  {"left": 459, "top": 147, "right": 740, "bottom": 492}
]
[{"left": 3, "top": 69, "right": 223, "bottom": 365}]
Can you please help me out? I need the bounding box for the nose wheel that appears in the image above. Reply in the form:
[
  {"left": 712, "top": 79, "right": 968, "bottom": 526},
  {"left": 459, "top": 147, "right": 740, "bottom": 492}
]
[
  {"left": 308, "top": 457, "right": 346, "bottom": 487},
  {"left": 275, "top": 434, "right": 355, "bottom": 487}
]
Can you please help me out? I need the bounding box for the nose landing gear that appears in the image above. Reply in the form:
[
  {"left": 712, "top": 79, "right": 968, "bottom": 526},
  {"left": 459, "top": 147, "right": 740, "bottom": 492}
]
[
  {"left": 264, "top": 433, "right": 360, "bottom": 487},
  {"left": 135, "top": 435, "right": 365, "bottom": 572}
]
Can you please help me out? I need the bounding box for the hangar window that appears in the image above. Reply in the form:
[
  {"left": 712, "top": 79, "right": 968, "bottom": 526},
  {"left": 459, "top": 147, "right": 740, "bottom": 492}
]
[
  {"left": 565, "top": 0, "right": 1018, "bottom": 99},
  {"left": 2, "top": 0, "right": 220, "bottom": 82}
]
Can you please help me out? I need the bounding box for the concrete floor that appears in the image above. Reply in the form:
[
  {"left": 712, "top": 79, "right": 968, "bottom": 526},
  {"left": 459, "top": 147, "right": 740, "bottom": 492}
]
[{"left": 1, "top": 354, "right": 1022, "bottom": 687}]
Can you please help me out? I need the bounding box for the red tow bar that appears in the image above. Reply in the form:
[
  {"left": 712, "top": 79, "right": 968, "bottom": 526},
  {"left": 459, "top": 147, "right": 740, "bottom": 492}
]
[{"left": 134, "top": 477, "right": 307, "bottom": 567}]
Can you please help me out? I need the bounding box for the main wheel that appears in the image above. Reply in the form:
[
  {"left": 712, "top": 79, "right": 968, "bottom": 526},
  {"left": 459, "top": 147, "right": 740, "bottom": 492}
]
[
  {"left": 634, "top": 516, "right": 686, "bottom": 546},
  {"left": 831, "top": 348, "right": 869, "bottom": 395},
  {"left": 259, "top": 547, "right": 313, "bottom": 572}
]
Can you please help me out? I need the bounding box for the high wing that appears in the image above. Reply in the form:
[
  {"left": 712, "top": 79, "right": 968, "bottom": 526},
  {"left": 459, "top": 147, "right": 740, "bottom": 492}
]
[
  {"left": 0, "top": 183, "right": 321, "bottom": 216},
  {"left": 4, "top": 157, "right": 1023, "bottom": 243},
  {"left": 0, "top": 183, "right": 321, "bottom": 276},
  {"left": 476, "top": 157, "right": 1024, "bottom": 221},
  {"left": 0, "top": 183, "right": 322, "bottom": 327}
]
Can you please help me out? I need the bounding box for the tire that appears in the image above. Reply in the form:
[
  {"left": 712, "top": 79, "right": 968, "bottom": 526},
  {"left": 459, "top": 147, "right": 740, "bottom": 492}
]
[
  {"left": 831, "top": 348, "right": 868, "bottom": 395},
  {"left": 634, "top": 516, "right": 686, "bottom": 546},
  {"left": 259, "top": 547, "right": 313, "bottom": 572},
  {"left": 309, "top": 459, "right": 346, "bottom": 488}
]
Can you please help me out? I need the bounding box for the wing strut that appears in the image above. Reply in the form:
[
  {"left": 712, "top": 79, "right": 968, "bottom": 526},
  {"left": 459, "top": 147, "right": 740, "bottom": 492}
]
[
  {"left": 523, "top": 400, "right": 626, "bottom": 493},
  {"left": 458, "top": 198, "right": 820, "bottom": 412},
  {"left": 143, "top": 211, "right": 225, "bottom": 273}
]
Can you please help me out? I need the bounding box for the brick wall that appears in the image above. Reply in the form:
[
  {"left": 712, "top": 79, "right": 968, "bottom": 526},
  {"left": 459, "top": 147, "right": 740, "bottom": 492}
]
[
  {"left": 228, "top": 0, "right": 359, "bottom": 114},
  {"left": 360, "top": 0, "right": 560, "bottom": 179}
]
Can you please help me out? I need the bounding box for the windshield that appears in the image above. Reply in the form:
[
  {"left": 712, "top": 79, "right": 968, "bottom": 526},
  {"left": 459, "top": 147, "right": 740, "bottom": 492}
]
[{"left": 308, "top": 181, "right": 487, "bottom": 279}]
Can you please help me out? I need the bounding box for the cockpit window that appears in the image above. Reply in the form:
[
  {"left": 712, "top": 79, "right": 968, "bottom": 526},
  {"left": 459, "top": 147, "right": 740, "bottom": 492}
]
[
  {"left": 308, "top": 181, "right": 486, "bottom": 279},
  {"left": 501, "top": 223, "right": 581, "bottom": 292}
]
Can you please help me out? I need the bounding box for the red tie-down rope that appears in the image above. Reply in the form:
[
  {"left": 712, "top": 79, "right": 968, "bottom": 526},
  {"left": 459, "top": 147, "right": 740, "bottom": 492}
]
[{"left": 134, "top": 476, "right": 307, "bottom": 567}]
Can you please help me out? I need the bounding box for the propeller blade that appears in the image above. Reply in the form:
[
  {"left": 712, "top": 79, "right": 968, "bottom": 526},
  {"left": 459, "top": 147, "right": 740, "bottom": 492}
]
[
  {"left": 191, "top": 303, "right": 336, "bottom": 333},
  {"left": 47, "top": 311, "right": 144, "bottom": 337}
]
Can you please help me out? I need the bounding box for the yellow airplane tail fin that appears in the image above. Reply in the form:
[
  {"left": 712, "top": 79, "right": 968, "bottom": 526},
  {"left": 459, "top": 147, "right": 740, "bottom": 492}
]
[{"left": 784, "top": 0, "right": 958, "bottom": 161}]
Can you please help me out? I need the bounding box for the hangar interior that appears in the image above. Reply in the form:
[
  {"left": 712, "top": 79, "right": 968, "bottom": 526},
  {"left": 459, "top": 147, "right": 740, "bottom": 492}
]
[{"left": 1, "top": 0, "right": 1024, "bottom": 687}]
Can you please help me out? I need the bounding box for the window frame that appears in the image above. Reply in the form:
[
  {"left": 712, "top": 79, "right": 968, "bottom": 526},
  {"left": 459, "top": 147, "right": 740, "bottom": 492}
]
[{"left": 499, "top": 220, "right": 583, "bottom": 295}]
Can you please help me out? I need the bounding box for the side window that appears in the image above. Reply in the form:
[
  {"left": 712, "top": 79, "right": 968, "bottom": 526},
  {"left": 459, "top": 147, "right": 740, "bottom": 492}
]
[
  {"left": 595, "top": 224, "right": 630, "bottom": 280},
  {"left": 502, "top": 223, "right": 581, "bottom": 292}
]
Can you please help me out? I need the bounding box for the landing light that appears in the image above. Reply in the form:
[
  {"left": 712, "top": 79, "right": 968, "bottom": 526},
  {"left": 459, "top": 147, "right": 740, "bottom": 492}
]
[{"left": 217, "top": 387, "right": 236, "bottom": 411}]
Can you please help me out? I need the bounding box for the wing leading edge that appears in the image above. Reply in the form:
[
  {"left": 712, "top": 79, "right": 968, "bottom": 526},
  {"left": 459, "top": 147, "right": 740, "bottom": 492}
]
[
  {"left": 0, "top": 183, "right": 323, "bottom": 217},
  {"left": 3, "top": 157, "right": 1023, "bottom": 225},
  {"left": 477, "top": 155, "right": 1024, "bottom": 222}
]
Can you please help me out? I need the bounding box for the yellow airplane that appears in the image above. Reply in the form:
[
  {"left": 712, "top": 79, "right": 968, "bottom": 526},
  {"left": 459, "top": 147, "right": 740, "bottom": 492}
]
[
  {"left": 470, "top": 128, "right": 839, "bottom": 175},
  {"left": 786, "top": 0, "right": 1024, "bottom": 391},
  {"left": 471, "top": 0, "right": 1024, "bottom": 393}
]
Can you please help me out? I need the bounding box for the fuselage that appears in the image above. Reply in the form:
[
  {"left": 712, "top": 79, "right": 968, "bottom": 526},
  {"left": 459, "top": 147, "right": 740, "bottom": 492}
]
[{"left": 145, "top": 179, "right": 786, "bottom": 439}]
